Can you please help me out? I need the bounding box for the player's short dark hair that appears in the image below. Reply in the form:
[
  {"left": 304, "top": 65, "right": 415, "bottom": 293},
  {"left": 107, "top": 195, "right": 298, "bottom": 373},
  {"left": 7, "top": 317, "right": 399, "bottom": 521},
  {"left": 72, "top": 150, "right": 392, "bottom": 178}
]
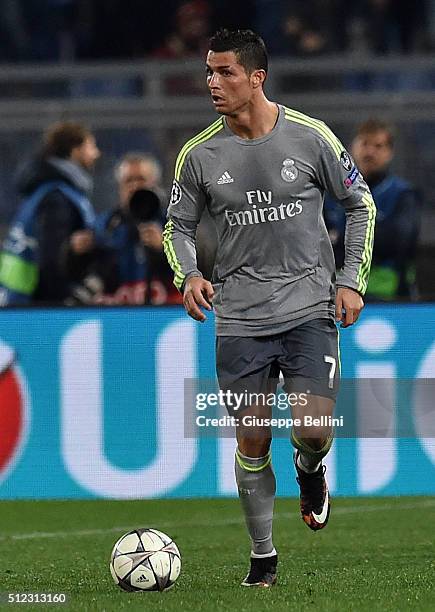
[
  {"left": 209, "top": 29, "right": 268, "bottom": 75},
  {"left": 43, "top": 121, "right": 92, "bottom": 159},
  {"left": 356, "top": 118, "right": 395, "bottom": 148}
]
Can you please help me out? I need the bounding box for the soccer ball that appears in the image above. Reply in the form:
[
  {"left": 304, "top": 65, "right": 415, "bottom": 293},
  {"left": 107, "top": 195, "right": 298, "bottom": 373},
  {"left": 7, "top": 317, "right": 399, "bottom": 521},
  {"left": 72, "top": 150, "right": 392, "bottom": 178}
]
[{"left": 110, "top": 528, "right": 181, "bottom": 592}]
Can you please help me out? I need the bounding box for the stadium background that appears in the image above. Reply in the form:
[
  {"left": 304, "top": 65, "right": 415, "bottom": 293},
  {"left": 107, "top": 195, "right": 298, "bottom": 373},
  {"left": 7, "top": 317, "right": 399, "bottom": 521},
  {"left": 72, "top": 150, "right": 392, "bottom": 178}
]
[{"left": 0, "top": 2, "right": 435, "bottom": 498}]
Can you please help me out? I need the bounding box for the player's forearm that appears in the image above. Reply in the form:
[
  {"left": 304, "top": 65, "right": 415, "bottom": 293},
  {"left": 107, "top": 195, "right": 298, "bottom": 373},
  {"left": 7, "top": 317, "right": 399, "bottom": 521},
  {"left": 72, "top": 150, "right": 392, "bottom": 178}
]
[
  {"left": 337, "top": 192, "right": 376, "bottom": 295},
  {"left": 163, "top": 217, "right": 202, "bottom": 291}
]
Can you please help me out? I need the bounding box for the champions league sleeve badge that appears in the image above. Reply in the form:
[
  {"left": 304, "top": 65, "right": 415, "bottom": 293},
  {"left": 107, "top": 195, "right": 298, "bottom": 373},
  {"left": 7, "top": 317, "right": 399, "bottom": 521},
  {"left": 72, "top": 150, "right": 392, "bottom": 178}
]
[
  {"left": 340, "top": 150, "right": 353, "bottom": 172},
  {"left": 340, "top": 150, "right": 359, "bottom": 187},
  {"left": 169, "top": 180, "right": 182, "bottom": 206},
  {"left": 281, "top": 159, "right": 299, "bottom": 183}
]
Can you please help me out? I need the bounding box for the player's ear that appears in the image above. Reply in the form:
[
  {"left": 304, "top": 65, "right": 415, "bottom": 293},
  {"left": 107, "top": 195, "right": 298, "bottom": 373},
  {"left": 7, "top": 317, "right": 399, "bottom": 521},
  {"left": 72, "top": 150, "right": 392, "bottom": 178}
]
[{"left": 251, "top": 69, "right": 266, "bottom": 89}]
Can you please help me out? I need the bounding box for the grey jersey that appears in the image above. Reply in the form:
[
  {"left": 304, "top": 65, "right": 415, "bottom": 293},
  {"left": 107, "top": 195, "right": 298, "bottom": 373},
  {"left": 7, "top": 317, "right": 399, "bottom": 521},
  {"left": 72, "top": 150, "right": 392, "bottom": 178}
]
[{"left": 164, "top": 105, "right": 376, "bottom": 336}]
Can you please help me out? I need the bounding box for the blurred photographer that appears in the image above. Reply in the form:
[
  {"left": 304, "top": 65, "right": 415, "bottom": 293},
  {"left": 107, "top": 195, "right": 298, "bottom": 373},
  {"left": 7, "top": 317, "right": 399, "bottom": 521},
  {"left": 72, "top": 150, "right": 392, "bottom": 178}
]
[{"left": 95, "top": 153, "right": 181, "bottom": 305}]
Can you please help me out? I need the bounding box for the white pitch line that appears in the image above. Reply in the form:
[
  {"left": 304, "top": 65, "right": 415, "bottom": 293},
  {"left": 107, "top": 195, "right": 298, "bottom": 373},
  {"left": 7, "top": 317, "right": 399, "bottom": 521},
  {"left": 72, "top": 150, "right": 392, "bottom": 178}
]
[{"left": 0, "top": 499, "right": 434, "bottom": 542}]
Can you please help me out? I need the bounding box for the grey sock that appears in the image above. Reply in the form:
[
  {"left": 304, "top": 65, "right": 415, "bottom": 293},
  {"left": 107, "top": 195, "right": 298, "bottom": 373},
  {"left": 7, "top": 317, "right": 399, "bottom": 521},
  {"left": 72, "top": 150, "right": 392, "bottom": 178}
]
[
  {"left": 297, "top": 452, "right": 321, "bottom": 473},
  {"left": 235, "top": 447, "right": 276, "bottom": 556},
  {"left": 292, "top": 430, "right": 333, "bottom": 473}
]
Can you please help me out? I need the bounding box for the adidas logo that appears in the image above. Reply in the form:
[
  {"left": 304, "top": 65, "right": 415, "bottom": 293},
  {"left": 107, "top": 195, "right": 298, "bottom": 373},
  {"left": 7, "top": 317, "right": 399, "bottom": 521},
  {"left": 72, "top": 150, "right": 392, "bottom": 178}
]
[
  {"left": 217, "top": 171, "right": 234, "bottom": 184},
  {"left": 137, "top": 574, "right": 149, "bottom": 582}
]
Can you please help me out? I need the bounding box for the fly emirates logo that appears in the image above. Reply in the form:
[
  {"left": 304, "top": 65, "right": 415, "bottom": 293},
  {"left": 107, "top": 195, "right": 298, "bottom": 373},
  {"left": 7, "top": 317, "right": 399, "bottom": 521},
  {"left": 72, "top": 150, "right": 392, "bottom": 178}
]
[{"left": 225, "top": 190, "right": 302, "bottom": 227}]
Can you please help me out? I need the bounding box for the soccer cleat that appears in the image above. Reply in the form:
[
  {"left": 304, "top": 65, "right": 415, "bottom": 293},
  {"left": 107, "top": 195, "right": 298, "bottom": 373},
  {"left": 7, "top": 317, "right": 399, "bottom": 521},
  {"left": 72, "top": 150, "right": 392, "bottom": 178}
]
[
  {"left": 294, "top": 451, "right": 330, "bottom": 531},
  {"left": 241, "top": 554, "right": 278, "bottom": 587}
]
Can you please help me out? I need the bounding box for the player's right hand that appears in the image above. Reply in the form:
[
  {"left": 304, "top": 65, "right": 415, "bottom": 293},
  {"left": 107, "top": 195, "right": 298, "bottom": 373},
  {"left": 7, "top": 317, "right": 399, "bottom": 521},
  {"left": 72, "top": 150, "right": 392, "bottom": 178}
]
[{"left": 183, "top": 277, "right": 214, "bottom": 322}]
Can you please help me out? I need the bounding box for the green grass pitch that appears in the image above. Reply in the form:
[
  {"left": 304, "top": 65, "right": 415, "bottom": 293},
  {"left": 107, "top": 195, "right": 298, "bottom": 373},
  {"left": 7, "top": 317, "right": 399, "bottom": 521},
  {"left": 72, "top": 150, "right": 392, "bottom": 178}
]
[{"left": 0, "top": 497, "right": 434, "bottom": 611}]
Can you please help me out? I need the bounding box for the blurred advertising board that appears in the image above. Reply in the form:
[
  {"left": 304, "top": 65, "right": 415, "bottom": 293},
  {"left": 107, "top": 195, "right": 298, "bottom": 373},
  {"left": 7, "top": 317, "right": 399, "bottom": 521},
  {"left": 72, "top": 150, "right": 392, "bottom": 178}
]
[{"left": 0, "top": 305, "right": 434, "bottom": 499}]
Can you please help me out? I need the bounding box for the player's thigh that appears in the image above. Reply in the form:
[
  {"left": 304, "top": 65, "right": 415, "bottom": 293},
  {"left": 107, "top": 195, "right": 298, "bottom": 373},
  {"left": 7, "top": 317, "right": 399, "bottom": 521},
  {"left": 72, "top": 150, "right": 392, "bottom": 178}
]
[
  {"left": 216, "top": 335, "right": 280, "bottom": 415},
  {"left": 216, "top": 336, "right": 279, "bottom": 452},
  {"left": 278, "top": 318, "right": 340, "bottom": 422}
]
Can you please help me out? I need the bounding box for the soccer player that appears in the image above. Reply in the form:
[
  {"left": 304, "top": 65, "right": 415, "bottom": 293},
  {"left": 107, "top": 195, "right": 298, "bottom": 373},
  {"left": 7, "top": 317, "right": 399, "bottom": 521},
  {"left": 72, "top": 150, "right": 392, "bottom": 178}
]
[{"left": 163, "top": 29, "right": 375, "bottom": 587}]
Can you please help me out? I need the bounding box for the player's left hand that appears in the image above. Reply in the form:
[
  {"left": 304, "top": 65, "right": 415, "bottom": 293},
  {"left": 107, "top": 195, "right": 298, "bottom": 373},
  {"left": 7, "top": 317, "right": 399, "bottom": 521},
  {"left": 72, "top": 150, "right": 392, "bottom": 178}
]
[{"left": 335, "top": 287, "right": 364, "bottom": 328}]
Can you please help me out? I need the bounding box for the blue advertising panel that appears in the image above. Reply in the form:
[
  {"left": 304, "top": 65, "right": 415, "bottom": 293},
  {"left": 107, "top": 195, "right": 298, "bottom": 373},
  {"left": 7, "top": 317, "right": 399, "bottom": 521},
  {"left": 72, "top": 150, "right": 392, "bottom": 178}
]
[{"left": 0, "top": 304, "right": 434, "bottom": 499}]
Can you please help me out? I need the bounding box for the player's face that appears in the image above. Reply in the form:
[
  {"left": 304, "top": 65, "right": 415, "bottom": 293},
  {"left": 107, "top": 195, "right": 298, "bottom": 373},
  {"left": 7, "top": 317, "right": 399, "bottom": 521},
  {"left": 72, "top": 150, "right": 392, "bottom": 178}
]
[
  {"left": 206, "top": 51, "right": 255, "bottom": 115},
  {"left": 351, "top": 130, "right": 393, "bottom": 177},
  {"left": 118, "top": 160, "right": 158, "bottom": 208}
]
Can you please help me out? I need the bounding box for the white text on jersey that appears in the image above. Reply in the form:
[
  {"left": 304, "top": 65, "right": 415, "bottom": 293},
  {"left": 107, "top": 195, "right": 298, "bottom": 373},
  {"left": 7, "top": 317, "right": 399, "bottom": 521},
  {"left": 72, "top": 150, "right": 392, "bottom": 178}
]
[
  {"left": 246, "top": 190, "right": 272, "bottom": 205},
  {"left": 225, "top": 200, "right": 303, "bottom": 227}
]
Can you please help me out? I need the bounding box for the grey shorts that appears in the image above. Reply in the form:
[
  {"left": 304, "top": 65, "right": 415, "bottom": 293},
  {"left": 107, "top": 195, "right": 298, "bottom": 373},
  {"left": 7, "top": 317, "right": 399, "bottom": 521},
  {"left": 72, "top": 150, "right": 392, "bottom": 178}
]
[{"left": 216, "top": 318, "right": 340, "bottom": 414}]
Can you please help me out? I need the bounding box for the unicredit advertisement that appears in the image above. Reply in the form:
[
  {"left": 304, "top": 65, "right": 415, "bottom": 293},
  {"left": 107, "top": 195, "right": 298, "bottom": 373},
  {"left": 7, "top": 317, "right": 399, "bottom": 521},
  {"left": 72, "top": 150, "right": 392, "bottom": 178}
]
[{"left": 0, "top": 305, "right": 435, "bottom": 499}]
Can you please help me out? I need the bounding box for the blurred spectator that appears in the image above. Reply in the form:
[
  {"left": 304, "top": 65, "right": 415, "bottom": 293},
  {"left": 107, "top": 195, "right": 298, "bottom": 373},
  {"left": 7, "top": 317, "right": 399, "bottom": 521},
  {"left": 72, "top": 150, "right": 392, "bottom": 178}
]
[
  {"left": 154, "top": 0, "right": 211, "bottom": 58},
  {"left": 253, "top": 0, "right": 352, "bottom": 57},
  {"left": 253, "top": 0, "right": 430, "bottom": 57},
  {"left": 351, "top": 0, "right": 430, "bottom": 55},
  {"left": 324, "top": 119, "right": 422, "bottom": 300},
  {"left": 0, "top": 122, "right": 100, "bottom": 305},
  {"left": 95, "top": 153, "right": 182, "bottom": 305},
  {"left": 280, "top": 1, "right": 331, "bottom": 57},
  {"left": 153, "top": 0, "right": 212, "bottom": 94},
  {"left": 0, "top": 0, "right": 431, "bottom": 64},
  {"left": 361, "top": 0, "right": 395, "bottom": 55},
  {"left": 275, "top": 1, "right": 349, "bottom": 92}
]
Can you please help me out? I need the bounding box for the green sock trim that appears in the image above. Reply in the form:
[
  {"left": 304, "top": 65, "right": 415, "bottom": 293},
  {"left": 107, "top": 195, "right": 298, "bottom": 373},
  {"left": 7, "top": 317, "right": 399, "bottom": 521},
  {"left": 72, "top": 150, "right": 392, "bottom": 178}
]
[
  {"left": 235, "top": 449, "right": 271, "bottom": 472},
  {"left": 291, "top": 429, "right": 333, "bottom": 458}
]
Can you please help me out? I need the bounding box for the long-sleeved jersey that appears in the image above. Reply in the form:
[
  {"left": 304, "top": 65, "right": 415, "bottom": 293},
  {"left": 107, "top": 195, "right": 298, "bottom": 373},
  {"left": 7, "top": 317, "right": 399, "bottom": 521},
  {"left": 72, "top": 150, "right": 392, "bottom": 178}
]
[{"left": 164, "top": 105, "right": 376, "bottom": 336}]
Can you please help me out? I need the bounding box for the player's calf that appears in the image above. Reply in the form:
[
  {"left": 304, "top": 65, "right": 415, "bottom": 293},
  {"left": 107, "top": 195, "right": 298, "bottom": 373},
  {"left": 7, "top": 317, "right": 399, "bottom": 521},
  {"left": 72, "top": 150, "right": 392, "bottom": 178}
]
[{"left": 235, "top": 447, "right": 278, "bottom": 582}]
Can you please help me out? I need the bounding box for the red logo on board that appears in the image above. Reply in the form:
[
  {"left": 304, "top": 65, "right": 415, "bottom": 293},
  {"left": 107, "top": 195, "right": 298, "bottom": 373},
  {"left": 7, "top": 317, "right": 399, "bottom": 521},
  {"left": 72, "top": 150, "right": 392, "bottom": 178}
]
[{"left": 0, "top": 341, "right": 26, "bottom": 479}]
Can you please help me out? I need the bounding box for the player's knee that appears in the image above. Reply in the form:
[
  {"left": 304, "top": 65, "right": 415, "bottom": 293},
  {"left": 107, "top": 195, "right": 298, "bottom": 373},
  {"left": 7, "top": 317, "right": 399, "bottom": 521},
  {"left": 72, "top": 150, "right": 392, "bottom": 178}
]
[
  {"left": 303, "top": 435, "right": 331, "bottom": 452},
  {"left": 237, "top": 434, "right": 271, "bottom": 459},
  {"left": 291, "top": 428, "right": 333, "bottom": 458},
  {"left": 292, "top": 422, "right": 333, "bottom": 449}
]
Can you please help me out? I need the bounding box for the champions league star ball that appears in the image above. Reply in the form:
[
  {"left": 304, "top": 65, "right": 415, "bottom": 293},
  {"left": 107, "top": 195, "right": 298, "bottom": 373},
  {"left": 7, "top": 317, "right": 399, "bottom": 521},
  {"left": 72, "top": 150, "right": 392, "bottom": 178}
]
[{"left": 110, "top": 529, "right": 181, "bottom": 592}]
